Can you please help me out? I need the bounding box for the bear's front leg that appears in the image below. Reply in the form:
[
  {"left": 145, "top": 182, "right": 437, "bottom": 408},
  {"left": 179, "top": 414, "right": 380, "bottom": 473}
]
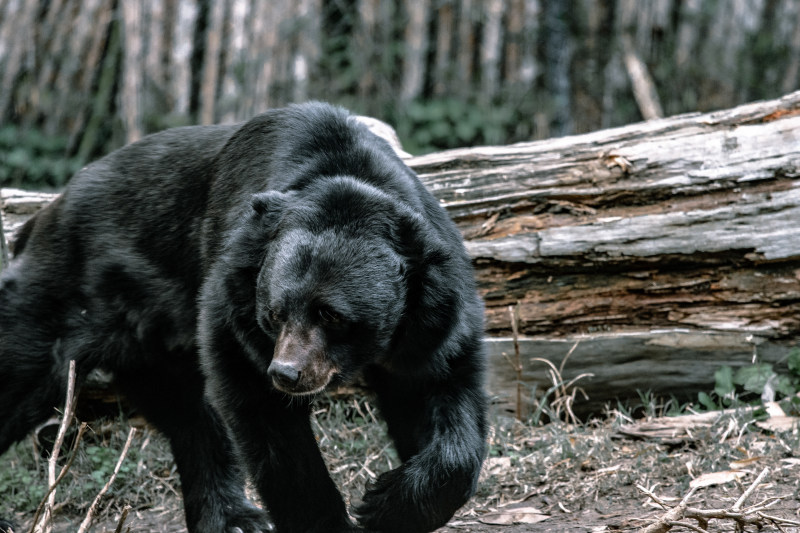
[
  {"left": 204, "top": 346, "right": 358, "bottom": 533},
  {"left": 357, "top": 367, "right": 488, "bottom": 533}
]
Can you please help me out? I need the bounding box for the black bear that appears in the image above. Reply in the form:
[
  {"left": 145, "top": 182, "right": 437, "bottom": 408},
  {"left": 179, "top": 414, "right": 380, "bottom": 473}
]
[{"left": 0, "top": 103, "right": 488, "bottom": 533}]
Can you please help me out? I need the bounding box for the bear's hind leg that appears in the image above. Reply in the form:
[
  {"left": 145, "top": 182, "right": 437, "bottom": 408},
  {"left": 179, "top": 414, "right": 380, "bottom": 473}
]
[
  {"left": 0, "top": 348, "right": 68, "bottom": 454},
  {"left": 0, "top": 281, "right": 87, "bottom": 455}
]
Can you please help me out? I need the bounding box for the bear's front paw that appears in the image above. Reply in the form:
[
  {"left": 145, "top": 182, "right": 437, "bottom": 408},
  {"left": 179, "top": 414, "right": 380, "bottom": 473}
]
[
  {"left": 355, "top": 462, "right": 476, "bottom": 533},
  {"left": 354, "top": 467, "right": 445, "bottom": 533}
]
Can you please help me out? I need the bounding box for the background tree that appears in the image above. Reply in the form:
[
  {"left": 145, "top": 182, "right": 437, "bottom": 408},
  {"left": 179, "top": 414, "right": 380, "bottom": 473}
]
[{"left": 0, "top": 0, "right": 798, "bottom": 187}]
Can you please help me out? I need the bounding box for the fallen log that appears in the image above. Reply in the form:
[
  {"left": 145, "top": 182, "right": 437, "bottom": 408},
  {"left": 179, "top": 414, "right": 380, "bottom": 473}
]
[
  {"left": 412, "top": 91, "right": 800, "bottom": 415},
  {"left": 4, "top": 92, "right": 800, "bottom": 416}
]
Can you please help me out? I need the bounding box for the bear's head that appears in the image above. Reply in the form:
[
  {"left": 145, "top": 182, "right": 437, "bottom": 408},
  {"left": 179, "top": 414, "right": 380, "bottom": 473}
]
[{"left": 248, "top": 176, "right": 457, "bottom": 395}]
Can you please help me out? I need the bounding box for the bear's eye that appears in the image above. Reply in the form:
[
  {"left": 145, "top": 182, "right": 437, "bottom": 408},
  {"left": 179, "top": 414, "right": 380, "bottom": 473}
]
[
  {"left": 318, "top": 306, "right": 343, "bottom": 325},
  {"left": 267, "top": 308, "right": 280, "bottom": 324}
]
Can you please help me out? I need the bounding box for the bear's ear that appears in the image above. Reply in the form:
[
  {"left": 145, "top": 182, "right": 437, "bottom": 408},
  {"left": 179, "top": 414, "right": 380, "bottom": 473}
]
[
  {"left": 248, "top": 191, "right": 295, "bottom": 243},
  {"left": 251, "top": 190, "right": 288, "bottom": 217},
  {"left": 392, "top": 208, "right": 449, "bottom": 268}
]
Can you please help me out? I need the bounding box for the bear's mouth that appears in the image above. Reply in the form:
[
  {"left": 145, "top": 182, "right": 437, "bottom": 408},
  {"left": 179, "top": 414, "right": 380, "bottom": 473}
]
[{"left": 274, "top": 381, "right": 327, "bottom": 396}]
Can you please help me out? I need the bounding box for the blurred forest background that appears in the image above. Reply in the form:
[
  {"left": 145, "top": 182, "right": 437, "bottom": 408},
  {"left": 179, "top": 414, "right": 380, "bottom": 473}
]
[{"left": 1, "top": 0, "right": 799, "bottom": 189}]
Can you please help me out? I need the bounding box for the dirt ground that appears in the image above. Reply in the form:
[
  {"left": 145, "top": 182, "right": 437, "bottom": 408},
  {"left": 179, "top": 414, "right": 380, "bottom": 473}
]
[
  {"left": 439, "top": 408, "right": 800, "bottom": 533},
  {"left": 2, "top": 398, "right": 799, "bottom": 533}
]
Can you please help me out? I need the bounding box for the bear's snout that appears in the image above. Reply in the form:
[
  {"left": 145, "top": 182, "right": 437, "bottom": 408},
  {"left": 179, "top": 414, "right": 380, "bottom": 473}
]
[{"left": 270, "top": 324, "right": 338, "bottom": 395}]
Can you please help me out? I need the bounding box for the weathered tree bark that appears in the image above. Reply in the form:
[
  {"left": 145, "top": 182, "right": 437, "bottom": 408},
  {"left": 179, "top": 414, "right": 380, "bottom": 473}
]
[
  {"left": 409, "top": 90, "right": 800, "bottom": 415},
  {"left": 411, "top": 92, "right": 800, "bottom": 338},
  {"left": 3, "top": 92, "right": 800, "bottom": 415}
]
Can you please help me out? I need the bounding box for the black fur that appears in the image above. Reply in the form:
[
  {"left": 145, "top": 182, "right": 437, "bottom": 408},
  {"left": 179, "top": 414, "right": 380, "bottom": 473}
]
[{"left": 0, "top": 103, "right": 488, "bottom": 533}]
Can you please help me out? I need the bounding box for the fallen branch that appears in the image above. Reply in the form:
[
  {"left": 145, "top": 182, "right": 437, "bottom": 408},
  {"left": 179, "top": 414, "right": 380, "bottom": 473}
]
[
  {"left": 637, "top": 485, "right": 698, "bottom": 533},
  {"left": 616, "top": 395, "right": 800, "bottom": 445},
  {"left": 637, "top": 467, "right": 800, "bottom": 532}
]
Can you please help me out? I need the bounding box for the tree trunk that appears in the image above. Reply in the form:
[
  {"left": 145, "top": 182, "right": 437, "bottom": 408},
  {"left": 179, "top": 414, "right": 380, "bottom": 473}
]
[
  {"left": 3, "top": 92, "right": 800, "bottom": 416},
  {"left": 400, "top": 0, "right": 430, "bottom": 103},
  {"left": 479, "top": 0, "right": 504, "bottom": 104},
  {"left": 121, "top": 1, "right": 144, "bottom": 143},
  {"left": 199, "top": 0, "right": 225, "bottom": 125}
]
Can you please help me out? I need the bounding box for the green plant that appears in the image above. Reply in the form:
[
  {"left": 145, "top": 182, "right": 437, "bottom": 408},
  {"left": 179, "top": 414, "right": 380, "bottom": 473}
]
[
  {"left": 394, "top": 98, "right": 516, "bottom": 155},
  {"left": 84, "top": 443, "right": 135, "bottom": 488},
  {"left": 0, "top": 442, "right": 47, "bottom": 511},
  {"left": 698, "top": 348, "right": 800, "bottom": 411},
  {"left": 0, "top": 126, "right": 82, "bottom": 188}
]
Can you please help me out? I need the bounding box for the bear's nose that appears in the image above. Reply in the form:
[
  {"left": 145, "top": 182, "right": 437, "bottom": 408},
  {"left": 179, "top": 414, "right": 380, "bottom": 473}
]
[{"left": 268, "top": 361, "right": 301, "bottom": 389}]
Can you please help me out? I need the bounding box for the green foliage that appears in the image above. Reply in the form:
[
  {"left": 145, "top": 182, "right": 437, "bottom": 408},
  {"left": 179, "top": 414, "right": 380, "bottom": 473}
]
[
  {"left": 84, "top": 444, "right": 134, "bottom": 488},
  {"left": 394, "top": 98, "right": 517, "bottom": 155},
  {"left": 0, "top": 421, "right": 148, "bottom": 522},
  {"left": 0, "top": 126, "right": 82, "bottom": 188},
  {"left": 789, "top": 347, "right": 800, "bottom": 375},
  {"left": 0, "top": 442, "right": 46, "bottom": 510},
  {"left": 698, "top": 348, "right": 800, "bottom": 411}
]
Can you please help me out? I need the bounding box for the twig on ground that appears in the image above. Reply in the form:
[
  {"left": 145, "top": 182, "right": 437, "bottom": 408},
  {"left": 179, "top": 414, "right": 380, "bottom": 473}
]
[
  {"left": 663, "top": 521, "right": 706, "bottom": 533},
  {"left": 759, "top": 512, "right": 800, "bottom": 528},
  {"left": 637, "top": 485, "right": 697, "bottom": 533},
  {"left": 77, "top": 427, "right": 137, "bottom": 533},
  {"left": 31, "top": 360, "right": 79, "bottom": 533},
  {"left": 732, "top": 466, "right": 769, "bottom": 511},
  {"left": 113, "top": 505, "right": 132, "bottom": 533},
  {"left": 637, "top": 467, "right": 798, "bottom": 532}
]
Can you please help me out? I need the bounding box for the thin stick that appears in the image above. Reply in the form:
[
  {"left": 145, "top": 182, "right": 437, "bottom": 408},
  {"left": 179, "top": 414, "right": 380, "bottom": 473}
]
[
  {"left": 77, "top": 427, "right": 137, "bottom": 533},
  {"left": 32, "top": 360, "right": 78, "bottom": 533},
  {"left": 29, "top": 422, "right": 88, "bottom": 532},
  {"left": 113, "top": 505, "right": 133, "bottom": 533},
  {"left": 758, "top": 512, "right": 800, "bottom": 527},
  {"left": 508, "top": 303, "right": 523, "bottom": 420},
  {"left": 664, "top": 521, "right": 707, "bottom": 533},
  {"left": 733, "top": 467, "right": 769, "bottom": 511}
]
